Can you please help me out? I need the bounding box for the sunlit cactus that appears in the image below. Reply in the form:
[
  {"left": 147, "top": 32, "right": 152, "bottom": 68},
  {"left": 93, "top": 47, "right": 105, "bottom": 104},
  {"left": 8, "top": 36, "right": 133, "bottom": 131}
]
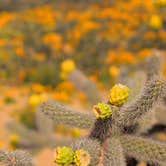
[
  {"left": 120, "top": 135, "right": 166, "bottom": 164},
  {"left": 41, "top": 74, "right": 166, "bottom": 165},
  {"left": 103, "top": 138, "right": 126, "bottom": 166},
  {"left": 41, "top": 101, "right": 95, "bottom": 129},
  {"left": 117, "top": 77, "right": 166, "bottom": 127},
  {"left": 117, "top": 51, "right": 166, "bottom": 136}
]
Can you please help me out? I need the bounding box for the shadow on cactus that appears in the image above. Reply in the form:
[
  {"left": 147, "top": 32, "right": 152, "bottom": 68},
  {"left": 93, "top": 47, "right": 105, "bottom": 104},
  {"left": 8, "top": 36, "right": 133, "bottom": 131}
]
[{"left": 40, "top": 74, "right": 166, "bottom": 166}]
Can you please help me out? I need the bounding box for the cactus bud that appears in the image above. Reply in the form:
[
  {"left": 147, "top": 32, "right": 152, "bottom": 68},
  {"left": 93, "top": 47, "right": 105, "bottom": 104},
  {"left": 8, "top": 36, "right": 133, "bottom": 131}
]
[
  {"left": 109, "top": 84, "right": 130, "bottom": 106},
  {"left": 93, "top": 102, "right": 112, "bottom": 119},
  {"left": 74, "top": 149, "right": 90, "bottom": 166},
  {"left": 54, "top": 146, "right": 74, "bottom": 165}
]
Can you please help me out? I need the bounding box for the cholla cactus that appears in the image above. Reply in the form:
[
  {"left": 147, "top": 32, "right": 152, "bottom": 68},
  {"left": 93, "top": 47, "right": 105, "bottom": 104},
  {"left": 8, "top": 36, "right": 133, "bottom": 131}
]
[
  {"left": 5, "top": 51, "right": 166, "bottom": 165},
  {"left": 0, "top": 150, "right": 33, "bottom": 166},
  {"left": 41, "top": 74, "right": 166, "bottom": 165}
]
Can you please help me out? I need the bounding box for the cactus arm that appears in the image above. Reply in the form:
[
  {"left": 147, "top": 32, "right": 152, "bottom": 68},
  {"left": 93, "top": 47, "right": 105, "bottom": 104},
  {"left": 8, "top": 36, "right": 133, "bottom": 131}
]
[
  {"left": 141, "top": 52, "right": 162, "bottom": 80},
  {"left": 136, "top": 105, "right": 166, "bottom": 134},
  {"left": 7, "top": 121, "right": 70, "bottom": 149},
  {"left": 136, "top": 109, "right": 157, "bottom": 134},
  {"left": 102, "top": 137, "right": 126, "bottom": 166},
  {"left": 126, "top": 71, "right": 146, "bottom": 101},
  {"left": 120, "top": 134, "right": 166, "bottom": 163},
  {"left": 35, "top": 107, "right": 54, "bottom": 135},
  {"left": 155, "top": 106, "right": 166, "bottom": 125},
  {"left": 40, "top": 101, "right": 95, "bottom": 129},
  {"left": 7, "top": 121, "right": 47, "bottom": 146},
  {"left": 0, "top": 150, "right": 34, "bottom": 166},
  {"left": 142, "top": 50, "right": 162, "bottom": 80},
  {"left": 117, "top": 77, "right": 166, "bottom": 127}
]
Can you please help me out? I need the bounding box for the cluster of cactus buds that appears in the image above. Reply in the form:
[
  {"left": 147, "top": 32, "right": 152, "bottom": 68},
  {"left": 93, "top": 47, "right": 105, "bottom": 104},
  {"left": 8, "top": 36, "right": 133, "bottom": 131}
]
[
  {"left": 93, "top": 83, "right": 130, "bottom": 120},
  {"left": 54, "top": 146, "right": 90, "bottom": 166}
]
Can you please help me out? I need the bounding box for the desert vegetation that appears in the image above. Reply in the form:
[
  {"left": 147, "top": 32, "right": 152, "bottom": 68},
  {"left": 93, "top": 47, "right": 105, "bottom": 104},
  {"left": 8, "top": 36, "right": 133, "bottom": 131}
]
[{"left": 0, "top": 0, "right": 166, "bottom": 166}]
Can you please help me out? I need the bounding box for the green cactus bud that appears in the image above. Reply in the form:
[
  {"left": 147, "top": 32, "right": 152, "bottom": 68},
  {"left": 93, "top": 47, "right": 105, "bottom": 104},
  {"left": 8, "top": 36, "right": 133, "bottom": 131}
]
[
  {"left": 109, "top": 84, "right": 130, "bottom": 106},
  {"left": 93, "top": 102, "right": 112, "bottom": 119},
  {"left": 54, "top": 146, "right": 74, "bottom": 165},
  {"left": 74, "top": 149, "right": 90, "bottom": 166}
]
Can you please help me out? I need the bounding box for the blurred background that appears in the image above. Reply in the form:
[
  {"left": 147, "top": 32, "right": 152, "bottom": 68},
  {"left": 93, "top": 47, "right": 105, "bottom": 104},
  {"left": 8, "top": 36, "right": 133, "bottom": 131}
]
[{"left": 0, "top": 0, "right": 166, "bottom": 166}]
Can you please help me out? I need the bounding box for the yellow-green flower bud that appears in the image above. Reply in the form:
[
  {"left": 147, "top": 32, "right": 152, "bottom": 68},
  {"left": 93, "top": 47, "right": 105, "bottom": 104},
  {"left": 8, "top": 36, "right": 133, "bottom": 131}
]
[
  {"left": 93, "top": 102, "right": 112, "bottom": 119},
  {"left": 74, "top": 149, "right": 90, "bottom": 166},
  {"left": 109, "top": 84, "right": 130, "bottom": 106},
  {"left": 54, "top": 146, "right": 74, "bottom": 165}
]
